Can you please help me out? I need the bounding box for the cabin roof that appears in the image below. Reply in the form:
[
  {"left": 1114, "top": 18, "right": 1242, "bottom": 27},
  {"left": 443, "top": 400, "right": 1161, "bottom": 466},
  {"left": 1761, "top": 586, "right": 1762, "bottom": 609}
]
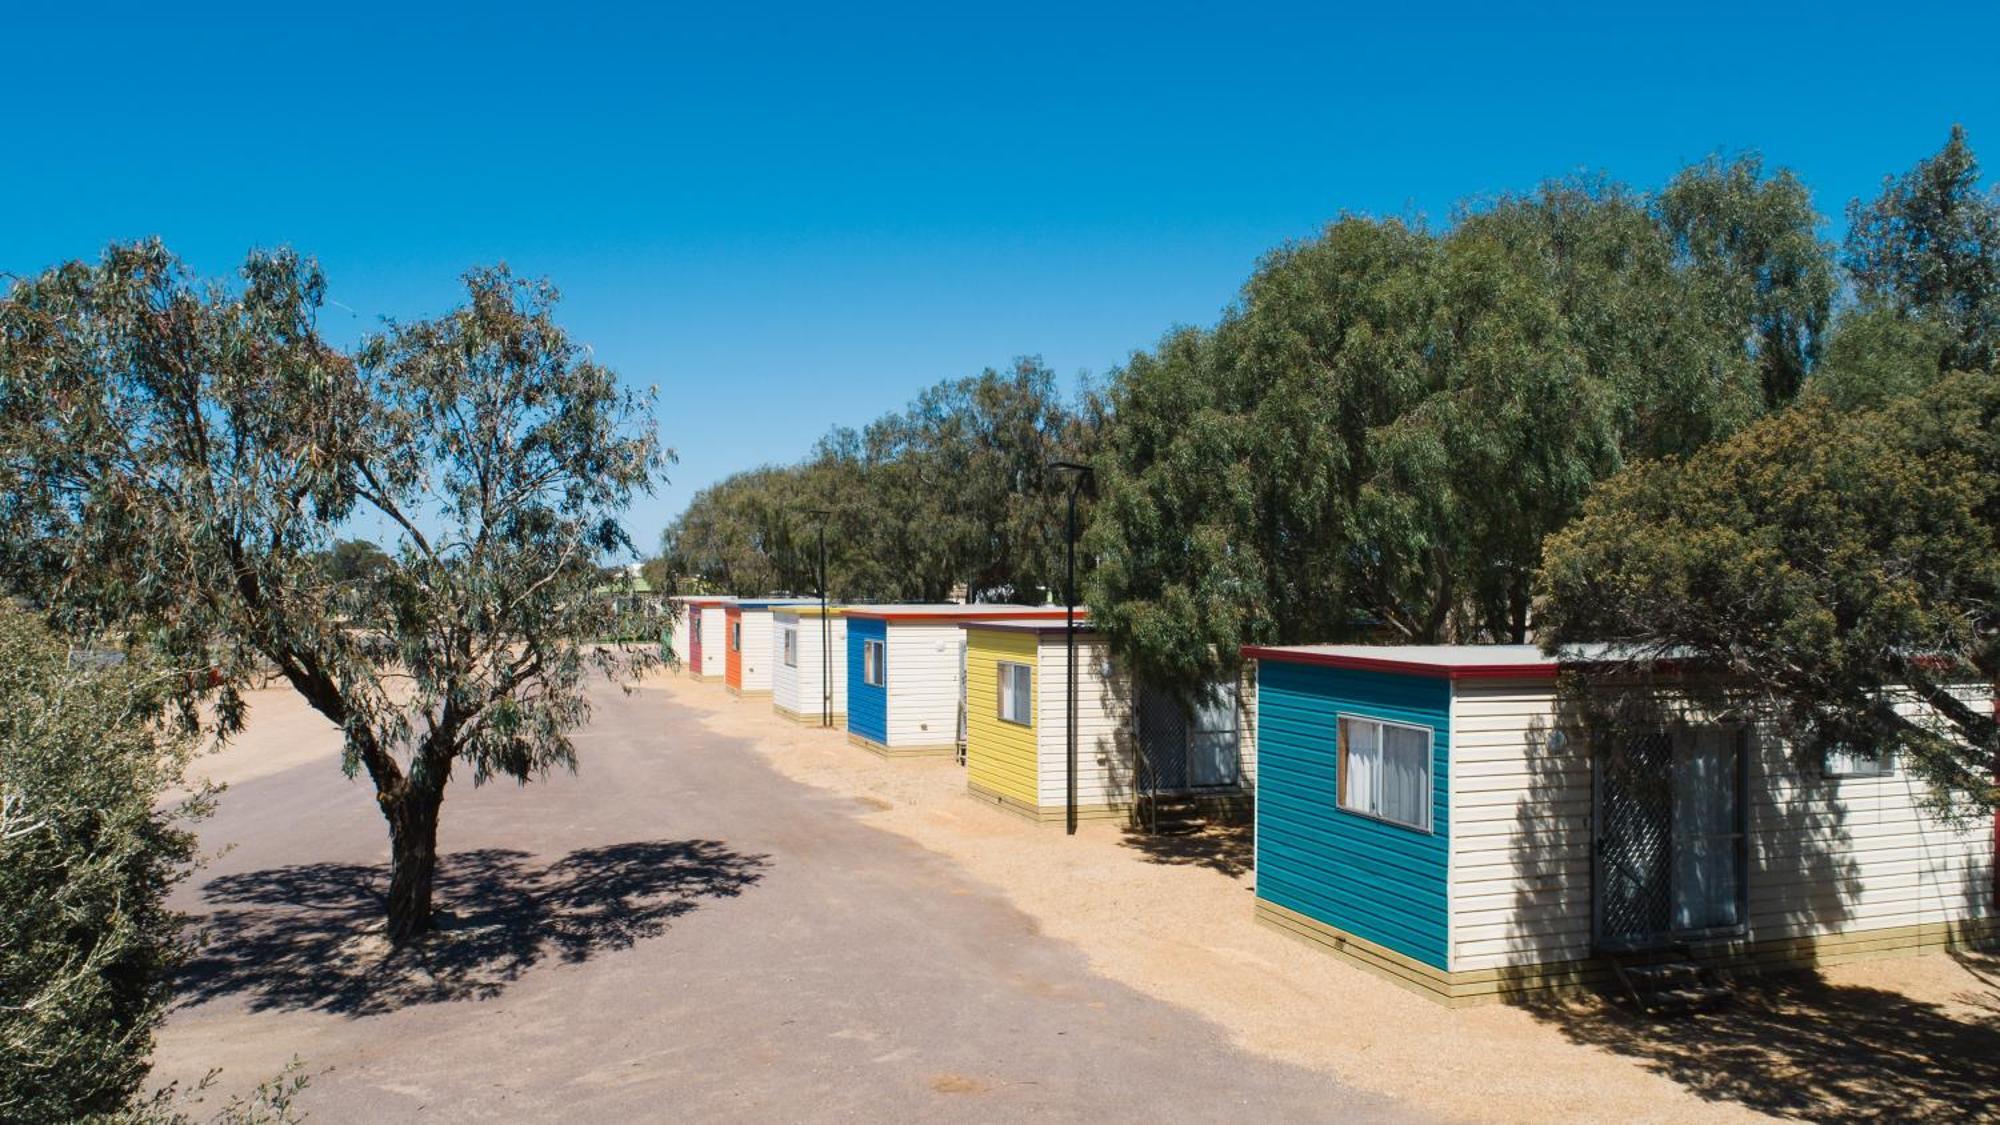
[
  {"left": 731, "top": 597, "right": 820, "bottom": 611},
  {"left": 842, "top": 603, "right": 1071, "bottom": 622},
  {"left": 1240, "top": 643, "right": 1631, "bottom": 680},
  {"left": 959, "top": 615, "right": 1096, "bottom": 635}
]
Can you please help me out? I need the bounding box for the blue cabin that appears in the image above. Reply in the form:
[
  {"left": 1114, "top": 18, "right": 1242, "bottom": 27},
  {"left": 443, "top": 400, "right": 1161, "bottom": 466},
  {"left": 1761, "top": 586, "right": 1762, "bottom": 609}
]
[
  {"left": 1246, "top": 644, "right": 1998, "bottom": 1005},
  {"left": 841, "top": 605, "right": 1073, "bottom": 757}
]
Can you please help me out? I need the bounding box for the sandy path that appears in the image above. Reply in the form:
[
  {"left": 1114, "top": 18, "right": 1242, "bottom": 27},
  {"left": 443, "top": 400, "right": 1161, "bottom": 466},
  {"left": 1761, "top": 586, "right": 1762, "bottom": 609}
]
[{"left": 655, "top": 672, "right": 2000, "bottom": 1124}]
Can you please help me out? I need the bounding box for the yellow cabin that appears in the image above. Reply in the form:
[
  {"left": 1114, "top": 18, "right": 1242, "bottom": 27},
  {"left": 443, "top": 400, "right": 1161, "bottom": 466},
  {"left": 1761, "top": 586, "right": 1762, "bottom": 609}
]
[{"left": 960, "top": 619, "right": 1256, "bottom": 825}]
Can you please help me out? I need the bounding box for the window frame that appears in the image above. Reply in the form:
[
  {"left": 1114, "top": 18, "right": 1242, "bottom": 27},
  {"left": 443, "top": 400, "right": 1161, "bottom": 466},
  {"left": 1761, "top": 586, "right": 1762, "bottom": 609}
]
[
  {"left": 862, "top": 639, "right": 886, "bottom": 687},
  {"left": 997, "top": 660, "right": 1033, "bottom": 727},
  {"left": 1335, "top": 713, "right": 1435, "bottom": 834},
  {"left": 731, "top": 622, "right": 741, "bottom": 651},
  {"left": 1822, "top": 745, "right": 1894, "bottom": 779},
  {"left": 782, "top": 626, "right": 797, "bottom": 668}
]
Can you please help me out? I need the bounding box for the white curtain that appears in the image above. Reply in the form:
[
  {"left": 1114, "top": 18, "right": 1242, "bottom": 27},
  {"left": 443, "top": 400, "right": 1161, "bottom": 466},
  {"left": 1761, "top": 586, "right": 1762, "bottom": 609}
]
[
  {"left": 1381, "top": 724, "right": 1430, "bottom": 830},
  {"left": 1672, "top": 727, "right": 1741, "bottom": 930},
  {"left": 1341, "top": 719, "right": 1380, "bottom": 816}
]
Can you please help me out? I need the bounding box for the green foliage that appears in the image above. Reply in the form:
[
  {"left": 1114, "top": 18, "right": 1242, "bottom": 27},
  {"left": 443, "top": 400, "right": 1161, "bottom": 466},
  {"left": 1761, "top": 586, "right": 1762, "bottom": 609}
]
[
  {"left": 1536, "top": 371, "right": 2000, "bottom": 814},
  {"left": 1809, "top": 301, "right": 1957, "bottom": 410},
  {"left": 1659, "top": 154, "right": 1836, "bottom": 407},
  {"left": 660, "top": 463, "right": 829, "bottom": 596},
  {"left": 320, "top": 537, "right": 390, "bottom": 583},
  {"left": 1088, "top": 162, "right": 1827, "bottom": 694},
  {"left": 1844, "top": 124, "right": 2000, "bottom": 375},
  {"left": 0, "top": 606, "right": 210, "bottom": 1121},
  {"left": 0, "top": 241, "right": 668, "bottom": 941},
  {"left": 663, "top": 358, "right": 1090, "bottom": 603}
]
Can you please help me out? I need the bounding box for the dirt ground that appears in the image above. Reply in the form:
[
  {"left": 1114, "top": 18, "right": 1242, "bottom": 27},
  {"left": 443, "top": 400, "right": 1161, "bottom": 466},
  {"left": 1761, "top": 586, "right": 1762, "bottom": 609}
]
[{"left": 655, "top": 672, "right": 2000, "bottom": 1124}]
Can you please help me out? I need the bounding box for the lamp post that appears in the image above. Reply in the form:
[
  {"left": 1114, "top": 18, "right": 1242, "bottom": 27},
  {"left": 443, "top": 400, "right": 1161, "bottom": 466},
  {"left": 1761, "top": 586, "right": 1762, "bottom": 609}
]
[
  {"left": 1048, "top": 461, "right": 1092, "bottom": 836},
  {"left": 806, "top": 509, "right": 833, "bottom": 728}
]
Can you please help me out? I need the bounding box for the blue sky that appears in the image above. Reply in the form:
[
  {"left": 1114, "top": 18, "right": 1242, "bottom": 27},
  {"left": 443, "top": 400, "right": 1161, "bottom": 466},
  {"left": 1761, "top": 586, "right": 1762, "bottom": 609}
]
[{"left": 5, "top": 3, "right": 1996, "bottom": 554}]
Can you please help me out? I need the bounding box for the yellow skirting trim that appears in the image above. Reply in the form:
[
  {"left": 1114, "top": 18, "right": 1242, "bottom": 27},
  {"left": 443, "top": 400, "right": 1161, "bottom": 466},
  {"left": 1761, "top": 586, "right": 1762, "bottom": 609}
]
[
  {"left": 845, "top": 732, "right": 958, "bottom": 759},
  {"left": 773, "top": 703, "right": 846, "bottom": 727},
  {"left": 1255, "top": 899, "right": 2000, "bottom": 1007}
]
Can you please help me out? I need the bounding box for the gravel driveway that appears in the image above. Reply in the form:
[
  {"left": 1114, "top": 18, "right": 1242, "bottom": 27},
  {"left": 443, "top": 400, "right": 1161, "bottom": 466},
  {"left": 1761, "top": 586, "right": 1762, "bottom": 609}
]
[{"left": 154, "top": 680, "right": 1412, "bottom": 1122}]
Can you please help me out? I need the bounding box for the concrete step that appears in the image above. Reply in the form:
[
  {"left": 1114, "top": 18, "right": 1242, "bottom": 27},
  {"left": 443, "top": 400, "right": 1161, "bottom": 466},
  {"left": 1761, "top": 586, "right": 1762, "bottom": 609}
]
[{"left": 1619, "top": 960, "right": 1704, "bottom": 990}]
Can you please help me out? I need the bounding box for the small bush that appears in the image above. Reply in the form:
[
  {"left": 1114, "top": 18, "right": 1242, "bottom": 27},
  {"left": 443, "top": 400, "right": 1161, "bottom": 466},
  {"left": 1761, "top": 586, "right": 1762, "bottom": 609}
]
[{"left": 0, "top": 606, "right": 213, "bottom": 1120}]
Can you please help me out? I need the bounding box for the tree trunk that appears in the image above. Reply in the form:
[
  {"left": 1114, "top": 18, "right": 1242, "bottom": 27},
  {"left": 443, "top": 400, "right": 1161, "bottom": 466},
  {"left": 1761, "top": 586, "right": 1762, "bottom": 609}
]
[{"left": 384, "top": 784, "right": 445, "bottom": 945}]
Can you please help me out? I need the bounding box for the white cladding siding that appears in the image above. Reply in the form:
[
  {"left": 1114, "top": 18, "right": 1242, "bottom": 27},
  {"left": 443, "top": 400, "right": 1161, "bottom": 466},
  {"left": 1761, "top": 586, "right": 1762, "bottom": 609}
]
[
  {"left": 737, "top": 611, "right": 777, "bottom": 692},
  {"left": 885, "top": 623, "right": 964, "bottom": 747},
  {"left": 1033, "top": 637, "right": 1135, "bottom": 807},
  {"left": 1447, "top": 678, "right": 1995, "bottom": 974},
  {"left": 1024, "top": 641, "right": 1258, "bottom": 807},
  {"left": 772, "top": 615, "right": 846, "bottom": 717},
  {"left": 697, "top": 607, "right": 728, "bottom": 677},
  {"left": 1446, "top": 680, "right": 1595, "bottom": 972},
  {"left": 1743, "top": 685, "right": 1992, "bottom": 940},
  {"left": 669, "top": 606, "right": 692, "bottom": 669},
  {"left": 1237, "top": 665, "right": 1260, "bottom": 786}
]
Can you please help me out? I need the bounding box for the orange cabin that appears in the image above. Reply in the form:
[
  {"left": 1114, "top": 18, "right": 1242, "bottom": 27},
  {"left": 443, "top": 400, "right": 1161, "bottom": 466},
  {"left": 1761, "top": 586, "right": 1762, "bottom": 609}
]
[{"left": 724, "top": 604, "right": 744, "bottom": 690}]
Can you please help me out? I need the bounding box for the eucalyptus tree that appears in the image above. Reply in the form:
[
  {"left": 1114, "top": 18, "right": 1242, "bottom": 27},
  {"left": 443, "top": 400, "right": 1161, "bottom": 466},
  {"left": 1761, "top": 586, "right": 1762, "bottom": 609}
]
[
  {"left": 1844, "top": 124, "right": 2000, "bottom": 374},
  {"left": 660, "top": 464, "right": 820, "bottom": 595},
  {"left": 662, "top": 358, "right": 1089, "bottom": 605},
  {"left": 1657, "top": 154, "right": 1836, "bottom": 407},
  {"left": 1089, "top": 164, "right": 1823, "bottom": 695},
  {"left": 0, "top": 242, "right": 666, "bottom": 944}
]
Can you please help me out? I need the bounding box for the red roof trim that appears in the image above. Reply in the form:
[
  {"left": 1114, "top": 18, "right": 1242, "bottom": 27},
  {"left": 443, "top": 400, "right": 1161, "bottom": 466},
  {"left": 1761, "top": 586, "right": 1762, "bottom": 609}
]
[
  {"left": 1238, "top": 645, "right": 1563, "bottom": 681},
  {"left": 844, "top": 608, "right": 1079, "bottom": 622}
]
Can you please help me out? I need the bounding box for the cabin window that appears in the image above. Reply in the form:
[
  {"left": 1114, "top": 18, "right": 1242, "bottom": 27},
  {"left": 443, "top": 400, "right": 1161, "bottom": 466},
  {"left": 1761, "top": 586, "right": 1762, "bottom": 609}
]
[
  {"left": 862, "top": 639, "right": 886, "bottom": 686},
  {"left": 1823, "top": 746, "right": 1893, "bottom": 778},
  {"left": 1337, "top": 715, "right": 1432, "bottom": 832},
  {"left": 782, "top": 627, "right": 797, "bottom": 667},
  {"left": 997, "top": 661, "right": 1032, "bottom": 726},
  {"left": 731, "top": 622, "right": 741, "bottom": 651}
]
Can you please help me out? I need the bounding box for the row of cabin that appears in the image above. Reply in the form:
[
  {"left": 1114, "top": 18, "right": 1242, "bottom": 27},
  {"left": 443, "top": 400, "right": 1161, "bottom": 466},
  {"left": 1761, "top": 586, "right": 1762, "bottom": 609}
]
[{"left": 668, "top": 598, "right": 1996, "bottom": 1003}]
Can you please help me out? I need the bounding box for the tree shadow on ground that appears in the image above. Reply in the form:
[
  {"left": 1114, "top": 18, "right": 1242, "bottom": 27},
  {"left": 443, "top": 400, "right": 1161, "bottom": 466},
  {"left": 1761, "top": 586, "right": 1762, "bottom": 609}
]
[
  {"left": 176, "top": 839, "right": 768, "bottom": 1018},
  {"left": 1515, "top": 954, "right": 2000, "bottom": 1122},
  {"left": 1117, "top": 822, "right": 1255, "bottom": 879}
]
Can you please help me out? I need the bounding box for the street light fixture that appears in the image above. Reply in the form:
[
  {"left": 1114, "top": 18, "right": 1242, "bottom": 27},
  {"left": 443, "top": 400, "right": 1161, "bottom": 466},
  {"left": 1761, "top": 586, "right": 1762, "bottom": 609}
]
[{"left": 1048, "top": 461, "right": 1092, "bottom": 836}]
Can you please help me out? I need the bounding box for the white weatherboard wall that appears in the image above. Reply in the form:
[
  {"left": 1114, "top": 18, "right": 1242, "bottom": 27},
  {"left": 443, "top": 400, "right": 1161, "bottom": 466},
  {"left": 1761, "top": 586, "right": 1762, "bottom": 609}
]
[
  {"left": 773, "top": 614, "right": 846, "bottom": 720},
  {"left": 736, "top": 609, "right": 779, "bottom": 694},
  {"left": 697, "top": 606, "right": 728, "bottom": 678},
  {"left": 669, "top": 605, "right": 692, "bottom": 670},
  {"left": 1446, "top": 677, "right": 1995, "bottom": 975},
  {"left": 1032, "top": 636, "right": 1131, "bottom": 809},
  {"left": 1028, "top": 637, "right": 1260, "bottom": 811},
  {"left": 885, "top": 622, "right": 965, "bottom": 749}
]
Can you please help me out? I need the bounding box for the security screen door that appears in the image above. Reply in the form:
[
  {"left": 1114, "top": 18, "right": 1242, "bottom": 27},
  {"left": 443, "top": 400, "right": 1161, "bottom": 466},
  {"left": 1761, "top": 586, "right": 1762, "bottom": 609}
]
[
  {"left": 1135, "top": 680, "right": 1241, "bottom": 792},
  {"left": 1594, "top": 724, "right": 1745, "bottom": 950}
]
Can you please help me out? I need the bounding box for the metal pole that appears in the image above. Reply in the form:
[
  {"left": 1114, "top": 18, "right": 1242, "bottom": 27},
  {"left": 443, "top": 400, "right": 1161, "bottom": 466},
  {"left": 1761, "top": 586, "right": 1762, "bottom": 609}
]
[
  {"left": 819, "top": 521, "right": 830, "bottom": 728},
  {"left": 1065, "top": 477, "right": 1078, "bottom": 836}
]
